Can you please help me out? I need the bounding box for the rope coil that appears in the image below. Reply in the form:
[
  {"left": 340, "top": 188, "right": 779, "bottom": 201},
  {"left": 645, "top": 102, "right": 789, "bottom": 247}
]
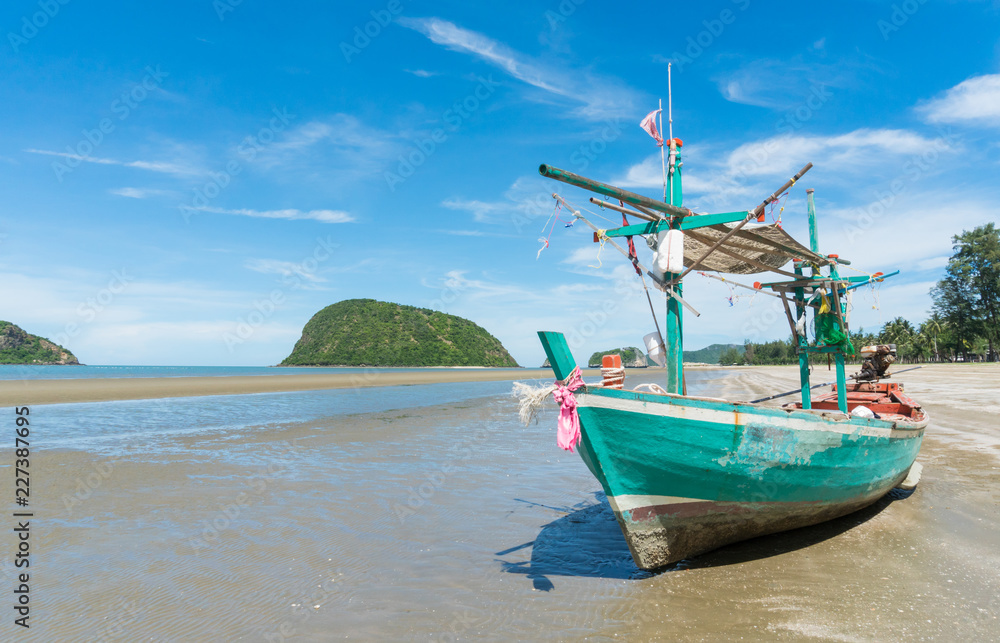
[{"left": 600, "top": 366, "right": 625, "bottom": 389}]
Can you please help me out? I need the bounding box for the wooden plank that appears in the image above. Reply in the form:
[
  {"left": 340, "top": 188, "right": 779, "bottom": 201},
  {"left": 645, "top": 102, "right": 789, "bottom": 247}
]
[
  {"left": 588, "top": 197, "right": 661, "bottom": 223},
  {"left": 537, "top": 331, "right": 577, "bottom": 381},
  {"left": 835, "top": 353, "right": 848, "bottom": 413},
  {"left": 779, "top": 293, "right": 798, "bottom": 339},
  {"left": 679, "top": 211, "right": 748, "bottom": 230},
  {"left": 604, "top": 221, "right": 662, "bottom": 238}
]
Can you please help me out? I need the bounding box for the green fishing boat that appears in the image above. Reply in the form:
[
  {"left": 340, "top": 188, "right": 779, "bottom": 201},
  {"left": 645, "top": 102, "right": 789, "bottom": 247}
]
[{"left": 521, "top": 93, "right": 927, "bottom": 570}]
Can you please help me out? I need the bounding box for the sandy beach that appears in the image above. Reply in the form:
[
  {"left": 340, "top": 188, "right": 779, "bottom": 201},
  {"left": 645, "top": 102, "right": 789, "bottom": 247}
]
[
  {"left": 16, "top": 362, "right": 998, "bottom": 640},
  {"left": 0, "top": 367, "right": 602, "bottom": 406}
]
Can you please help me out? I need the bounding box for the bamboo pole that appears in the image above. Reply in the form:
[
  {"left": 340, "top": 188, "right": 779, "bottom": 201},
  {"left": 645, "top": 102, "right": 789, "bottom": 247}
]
[
  {"left": 589, "top": 198, "right": 660, "bottom": 223},
  {"left": 539, "top": 165, "right": 693, "bottom": 219}
]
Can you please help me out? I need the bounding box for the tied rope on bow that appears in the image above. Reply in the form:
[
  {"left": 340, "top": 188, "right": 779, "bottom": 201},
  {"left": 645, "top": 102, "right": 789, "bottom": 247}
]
[{"left": 552, "top": 366, "right": 585, "bottom": 452}]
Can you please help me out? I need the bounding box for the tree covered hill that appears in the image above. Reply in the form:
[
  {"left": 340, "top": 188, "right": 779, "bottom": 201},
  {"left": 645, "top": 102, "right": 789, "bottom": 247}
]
[
  {"left": 0, "top": 321, "right": 80, "bottom": 365},
  {"left": 280, "top": 299, "right": 519, "bottom": 367},
  {"left": 587, "top": 347, "right": 652, "bottom": 367},
  {"left": 684, "top": 343, "right": 744, "bottom": 364}
]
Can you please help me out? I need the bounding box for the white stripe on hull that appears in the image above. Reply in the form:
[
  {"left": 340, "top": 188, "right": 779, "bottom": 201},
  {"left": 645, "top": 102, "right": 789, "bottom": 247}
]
[{"left": 577, "top": 391, "right": 926, "bottom": 440}]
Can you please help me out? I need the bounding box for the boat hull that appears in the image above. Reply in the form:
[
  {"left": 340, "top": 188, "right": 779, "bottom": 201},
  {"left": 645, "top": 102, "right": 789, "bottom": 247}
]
[{"left": 573, "top": 388, "right": 926, "bottom": 569}]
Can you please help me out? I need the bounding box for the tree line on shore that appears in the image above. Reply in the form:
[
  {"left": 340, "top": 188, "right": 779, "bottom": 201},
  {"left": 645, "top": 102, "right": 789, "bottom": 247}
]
[{"left": 719, "top": 223, "right": 1000, "bottom": 366}]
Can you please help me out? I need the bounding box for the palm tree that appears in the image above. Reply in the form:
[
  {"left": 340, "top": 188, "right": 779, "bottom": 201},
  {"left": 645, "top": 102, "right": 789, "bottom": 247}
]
[{"left": 919, "top": 314, "right": 944, "bottom": 362}]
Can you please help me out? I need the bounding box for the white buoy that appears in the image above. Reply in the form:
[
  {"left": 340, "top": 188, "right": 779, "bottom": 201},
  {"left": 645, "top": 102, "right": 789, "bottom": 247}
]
[
  {"left": 653, "top": 229, "right": 684, "bottom": 276},
  {"left": 644, "top": 332, "right": 666, "bottom": 367}
]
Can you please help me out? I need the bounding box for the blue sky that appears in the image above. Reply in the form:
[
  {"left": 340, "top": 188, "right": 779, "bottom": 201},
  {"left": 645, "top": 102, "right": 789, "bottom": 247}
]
[{"left": 2, "top": 0, "right": 999, "bottom": 366}]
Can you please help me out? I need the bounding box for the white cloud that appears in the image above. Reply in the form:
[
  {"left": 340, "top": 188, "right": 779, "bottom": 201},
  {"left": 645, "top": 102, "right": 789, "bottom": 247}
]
[
  {"left": 918, "top": 73, "right": 1000, "bottom": 126},
  {"left": 24, "top": 149, "right": 200, "bottom": 176},
  {"left": 405, "top": 69, "right": 438, "bottom": 78},
  {"left": 441, "top": 198, "right": 509, "bottom": 223},
  {"left": 252, "top": 115, "right": 401, "bottom": 184},
  {"left": 244, "top": 258, "right": 326, "bottom": 283},
  {"left": 398, "top": 17, "right": 638, "bottom": 120},
  {"left": 715, "top": 59, "right": 854, "bottom": 110},
  {"left": 194, "top": 206, "right": 354, "bottom": 224},
  {"left": 109, "top": 187, "right": 174, "bottom": 199},
  {"left": 442, "top": 175, "right": 556, "bottom": 229},
  {"left": 615, "top": 128, "right": 956, "bottom": 211}
]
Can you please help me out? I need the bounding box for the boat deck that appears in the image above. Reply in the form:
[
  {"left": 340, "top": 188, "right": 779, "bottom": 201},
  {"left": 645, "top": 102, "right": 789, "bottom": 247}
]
[{"left": 786, "top": 381, "right": 925, "bottom": 422}]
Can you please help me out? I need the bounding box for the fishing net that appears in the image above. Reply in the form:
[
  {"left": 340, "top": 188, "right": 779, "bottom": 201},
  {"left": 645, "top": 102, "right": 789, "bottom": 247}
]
[{"left": 815, "top": 313, "right": 855, "bottom": 354}]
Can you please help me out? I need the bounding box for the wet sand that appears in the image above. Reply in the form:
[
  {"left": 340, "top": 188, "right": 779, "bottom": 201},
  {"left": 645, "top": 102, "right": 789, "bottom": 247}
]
[
  {"left": 12, "top": 363, "right": 1000, "bottom": 640},
  {"left": 0, "top": 368, "right": 601, "bottom": 406}
]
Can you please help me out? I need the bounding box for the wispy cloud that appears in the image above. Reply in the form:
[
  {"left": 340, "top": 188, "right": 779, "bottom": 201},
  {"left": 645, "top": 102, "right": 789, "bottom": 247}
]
[
  {"left": 109, "top": 187, "right": 175, "bottom": 199},
  {"left": 252, "top": 115, "right": 400, "bottom": 183},
  {"left": 439, "top": 229, "right": 518, "bottom": 238},
  {"left": 442, "top": 198, "right": 510, "bottom": 223},
  {"left": 442, "top": 176, "right": 554, "bottom": 228},
  {"left": 398, "top": 17, "right": 638, "bottom": 120},
  {"left": 194, "top": 206, "right": 354, "bottom": 223},
  {"left": 25, "top": 149, "right": 200, "bottom": 176},
  {"left": 615, "top": 128, "right": 955, "bottom": 209},
  {"left": 917, "top": 73, "right": 1000, "bottom": 127},
  {"left": 244, "top": 258, "right": 326, "bottom": 283},
  {"left": 405, "top": 69, "right": 439, "bottom": 78},
  {"left": 714, "top": 57, "right": 871, "bottom": 110}
]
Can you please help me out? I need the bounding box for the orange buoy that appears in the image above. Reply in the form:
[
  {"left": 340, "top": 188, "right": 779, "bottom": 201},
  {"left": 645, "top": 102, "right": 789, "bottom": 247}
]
[{"left": 601, "top": 354, "right": 625, "bottom": 389}]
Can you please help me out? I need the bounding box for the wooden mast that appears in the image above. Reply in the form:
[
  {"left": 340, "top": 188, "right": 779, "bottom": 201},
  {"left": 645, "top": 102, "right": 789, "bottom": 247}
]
[
  {"left": 665, "top": 140, "right": 684, "bottom": 394},
  {"left": 798, "top": 188, "right": 819, "bottom": 409}
]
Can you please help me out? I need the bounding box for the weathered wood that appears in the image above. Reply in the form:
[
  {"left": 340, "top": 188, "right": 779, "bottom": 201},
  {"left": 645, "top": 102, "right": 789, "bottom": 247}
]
[
  {"left": 806, "top": 189, "right": 820, "bottom": 254},
  {"left": 537, "top": 331, "right": 576, "bottom": 381},
  {"left": 680, "top": 211, "right": 750, "bottom": 230},
  {"left": 604, "top": 221, "right": 662, "bottom": 239},
  {"left": 539, "top": 164, "right": 693, "bottom": 218},
  {"left": 780, "top": 293, "right": 798, "bottom": 339},
  {"left": 589, "top": 197, "right": 661, "bottom": 222}
]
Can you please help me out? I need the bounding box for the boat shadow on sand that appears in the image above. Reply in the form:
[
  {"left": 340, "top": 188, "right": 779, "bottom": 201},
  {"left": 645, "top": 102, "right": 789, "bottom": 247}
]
[{"left": 497, "top": 488, "right": 914, "bottom": 591}]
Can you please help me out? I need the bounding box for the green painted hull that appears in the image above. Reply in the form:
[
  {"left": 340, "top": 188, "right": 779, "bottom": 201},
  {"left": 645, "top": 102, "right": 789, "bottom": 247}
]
[{"left": 570, "top": 387, "right": 926, "bottom": 569}]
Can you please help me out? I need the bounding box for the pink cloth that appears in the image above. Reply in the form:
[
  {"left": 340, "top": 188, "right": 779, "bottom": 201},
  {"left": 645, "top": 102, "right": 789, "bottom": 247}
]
[
  {"left": 552, "top": 366, "right": 585, "bottom": 452},
  {"left": 639, "top": 109, "right": 663, "bottom": 146}
]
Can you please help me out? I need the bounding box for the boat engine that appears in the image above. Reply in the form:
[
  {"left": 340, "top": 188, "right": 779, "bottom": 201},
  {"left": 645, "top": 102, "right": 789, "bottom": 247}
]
[{"left": 855, "top": 344, "right": 896, "bottom": 381}]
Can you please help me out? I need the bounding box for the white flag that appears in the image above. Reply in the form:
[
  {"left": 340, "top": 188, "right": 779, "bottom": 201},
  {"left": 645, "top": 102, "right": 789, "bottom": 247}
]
[{"left": 639, "top": 109, "right": 663, "bottom": 146}]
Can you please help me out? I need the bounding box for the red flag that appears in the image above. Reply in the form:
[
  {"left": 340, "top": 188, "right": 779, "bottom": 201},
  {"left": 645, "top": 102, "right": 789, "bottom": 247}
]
[{"left": 639, "top": 109, "right": 663, "bottom": 146}]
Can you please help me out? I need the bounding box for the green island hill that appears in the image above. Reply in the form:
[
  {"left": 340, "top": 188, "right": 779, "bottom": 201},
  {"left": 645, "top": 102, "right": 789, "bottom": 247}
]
[
  {"left": 280, "top": 299, "right": 519, "bottom": 367},
  {"left": 0, "top": 321, "right": 80, "bottom": 365},
  {"left": 587, "top": 347, "right": 653, "bottom": 368}
]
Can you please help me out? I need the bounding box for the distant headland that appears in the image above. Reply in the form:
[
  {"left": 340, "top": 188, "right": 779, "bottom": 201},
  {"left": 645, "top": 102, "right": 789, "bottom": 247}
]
[
  {"left": 0, "top": 321, "right": 80, "bottom": 365},
  {"left": 279, "top": 299, "right": 519, "bottom": 367}
]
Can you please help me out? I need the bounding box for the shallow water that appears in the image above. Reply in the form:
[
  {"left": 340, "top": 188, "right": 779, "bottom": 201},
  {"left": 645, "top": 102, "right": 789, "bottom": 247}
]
[
  {"left": 0, "top": 364, "right": 552, "bottom": 381},
  {"left": 3, "top": 366, "right": 998, "bottom": 640}
]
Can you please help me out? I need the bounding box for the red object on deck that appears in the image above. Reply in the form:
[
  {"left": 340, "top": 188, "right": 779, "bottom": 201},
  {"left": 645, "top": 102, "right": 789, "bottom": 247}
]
[
  {"left": 602, "top": 355, "right": 622, "bottom": 369},
  {"left": 806, "top": 381, "right": 924, "bottom": 420}
]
